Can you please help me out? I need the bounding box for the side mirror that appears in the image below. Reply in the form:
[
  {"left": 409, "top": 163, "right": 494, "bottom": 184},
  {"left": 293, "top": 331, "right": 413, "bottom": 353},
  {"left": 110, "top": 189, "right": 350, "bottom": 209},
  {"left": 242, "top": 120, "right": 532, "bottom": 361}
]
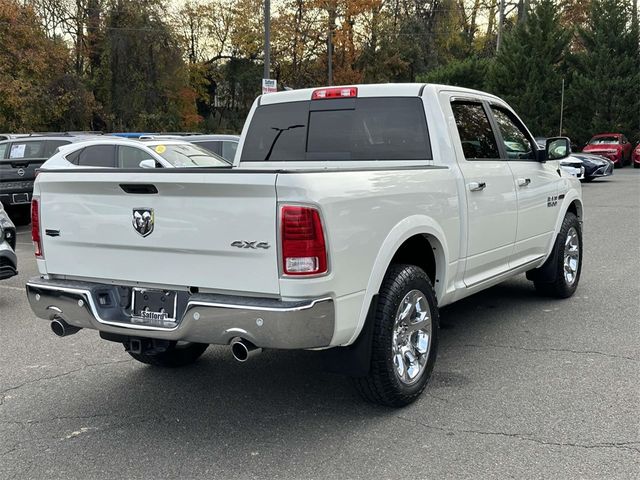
[
  {"left": 139, "top": 159, "right": 156, "bottom": 169},
  {"left": 546, "top": 137, "right": 571, "bottom": 161}
]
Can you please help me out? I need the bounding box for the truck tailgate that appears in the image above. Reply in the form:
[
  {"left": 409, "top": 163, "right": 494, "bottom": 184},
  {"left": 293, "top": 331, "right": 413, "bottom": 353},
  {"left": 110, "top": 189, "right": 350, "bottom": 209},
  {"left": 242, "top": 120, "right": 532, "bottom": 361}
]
[{"left": 37, "top": 171, "right": 280, "bottom": 295}]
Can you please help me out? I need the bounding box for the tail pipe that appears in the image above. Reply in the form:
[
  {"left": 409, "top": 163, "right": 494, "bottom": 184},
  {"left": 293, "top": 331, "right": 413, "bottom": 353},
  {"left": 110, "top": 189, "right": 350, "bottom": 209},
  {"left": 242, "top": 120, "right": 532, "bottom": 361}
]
[
  {"left": 51, "top": 318, "right": 81, "bottom": 337},
  {"left": 230, "top": 337, "right": 262, "bottom": 362}
]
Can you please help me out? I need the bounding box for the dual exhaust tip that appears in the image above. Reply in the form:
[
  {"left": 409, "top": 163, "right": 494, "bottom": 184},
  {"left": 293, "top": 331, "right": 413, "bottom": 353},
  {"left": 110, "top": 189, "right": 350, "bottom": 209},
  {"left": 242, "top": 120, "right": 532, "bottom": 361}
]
[
  {"left": 230, "top": 337, "right": 262, "bottom": 362},
  {"left": 50, "top": 318, "right": 81, "bottom": 337},
  {"left": 50, "top": 320, "right": 262, "bottom": 363}
]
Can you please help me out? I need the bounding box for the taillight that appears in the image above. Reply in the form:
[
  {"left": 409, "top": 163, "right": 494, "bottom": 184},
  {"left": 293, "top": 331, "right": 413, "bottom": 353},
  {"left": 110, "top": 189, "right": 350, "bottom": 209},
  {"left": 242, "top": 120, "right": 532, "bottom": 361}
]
[
  {"left": 31, "top": 198, "right": 42, "bottom": 258},
  {"left": 312, "top": 87, "right": 357, "bottom": 100},
  {"left": 281, "top": 205, "right": 327, "bottom": 276}
]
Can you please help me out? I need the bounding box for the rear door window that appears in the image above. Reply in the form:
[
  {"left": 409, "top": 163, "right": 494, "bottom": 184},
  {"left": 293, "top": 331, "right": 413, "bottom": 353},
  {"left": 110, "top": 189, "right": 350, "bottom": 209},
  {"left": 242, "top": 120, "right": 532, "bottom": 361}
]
[
  {"left": 240, "top": 97, "right": 431, "bottom": 161},
  {"left": 76, "top": 145, "right": 117, "bottom": 167},
  {"left": 451, "top": 102, "right": 500, "bottom": 160},
  {"left": 0, "top": 143, "right": 7, "bottom": 159}
]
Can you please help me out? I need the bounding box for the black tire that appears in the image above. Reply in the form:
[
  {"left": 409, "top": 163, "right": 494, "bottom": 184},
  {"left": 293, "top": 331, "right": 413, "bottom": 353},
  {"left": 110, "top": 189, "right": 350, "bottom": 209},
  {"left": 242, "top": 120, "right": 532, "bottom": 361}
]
[
  {"left": 353, "top": 264, "right": 439, "bottom": 407},
  {"left": 534, "top": 212, "right": 582, "bottom": 298},
  {"left": 634, "top": 162, "right": 639, "bottom": 169},
  {"left": 127, "top": 341, "right": 208, "bottom": 367},
  {"left": 583, "top": 176, "right": 594, "bottom": 183}
]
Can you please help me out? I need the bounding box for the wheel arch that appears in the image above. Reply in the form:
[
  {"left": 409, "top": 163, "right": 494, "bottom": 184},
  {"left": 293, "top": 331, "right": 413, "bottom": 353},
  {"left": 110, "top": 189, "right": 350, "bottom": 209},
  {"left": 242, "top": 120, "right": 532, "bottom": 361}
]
[{"left": 347, "top": 215, "right": 449, "bottom": 345}]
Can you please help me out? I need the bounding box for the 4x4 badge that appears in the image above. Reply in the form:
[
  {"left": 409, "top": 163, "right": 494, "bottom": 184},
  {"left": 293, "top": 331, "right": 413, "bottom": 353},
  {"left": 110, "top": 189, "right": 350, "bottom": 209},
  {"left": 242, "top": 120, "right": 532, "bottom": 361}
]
[{"left": 132, "top": 208, "right": 154, "bottom": 237}]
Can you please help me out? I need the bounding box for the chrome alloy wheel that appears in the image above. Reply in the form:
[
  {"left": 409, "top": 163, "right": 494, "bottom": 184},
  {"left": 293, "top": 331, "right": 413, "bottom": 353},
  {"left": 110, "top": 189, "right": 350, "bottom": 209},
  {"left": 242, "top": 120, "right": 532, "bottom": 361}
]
[
  {"left": 391, "top": 289, "right": 432, "bottom": 385},
  {"left": 564, "top": 227, "right": 580, "bottom": 285}
]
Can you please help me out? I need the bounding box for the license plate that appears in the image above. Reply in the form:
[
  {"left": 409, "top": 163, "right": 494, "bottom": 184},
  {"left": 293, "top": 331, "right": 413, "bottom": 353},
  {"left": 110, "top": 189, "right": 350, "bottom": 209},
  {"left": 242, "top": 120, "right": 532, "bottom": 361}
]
[
  {"left": 131, "top": 288, "right": 178, "bottom": 326},
  {"left": 11, "top": 193, "right": 29, "bottom": 204}
]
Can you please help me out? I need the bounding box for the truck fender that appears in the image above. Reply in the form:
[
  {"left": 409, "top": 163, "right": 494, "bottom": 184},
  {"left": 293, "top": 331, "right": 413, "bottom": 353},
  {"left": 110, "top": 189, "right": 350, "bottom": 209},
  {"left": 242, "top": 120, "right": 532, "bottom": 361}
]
[
  {"left": 547, "top": 190, "right": 583, "bottom": 260},
  {"left": 347, "top": 215, "right": 450, "bottom": 345},
  {"left": 528, "top": 191, "right": 583, "bottom": 283}
]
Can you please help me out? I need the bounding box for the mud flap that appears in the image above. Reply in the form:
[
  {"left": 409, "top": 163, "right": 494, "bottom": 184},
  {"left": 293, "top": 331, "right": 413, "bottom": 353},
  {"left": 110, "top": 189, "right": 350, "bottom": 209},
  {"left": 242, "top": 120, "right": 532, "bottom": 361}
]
[
  {"left": 320, "top": 295, "right": 377, "bottom": 377},
  {"left": 526, "top": 234, "right": 561, "bottom": 283}
]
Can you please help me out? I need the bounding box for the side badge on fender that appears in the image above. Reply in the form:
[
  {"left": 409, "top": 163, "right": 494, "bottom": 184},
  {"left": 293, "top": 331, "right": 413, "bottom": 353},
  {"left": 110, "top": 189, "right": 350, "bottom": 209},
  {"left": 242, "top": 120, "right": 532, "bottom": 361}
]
[{"left": 132, "top": 208, "right": 154, "bottom": 237}]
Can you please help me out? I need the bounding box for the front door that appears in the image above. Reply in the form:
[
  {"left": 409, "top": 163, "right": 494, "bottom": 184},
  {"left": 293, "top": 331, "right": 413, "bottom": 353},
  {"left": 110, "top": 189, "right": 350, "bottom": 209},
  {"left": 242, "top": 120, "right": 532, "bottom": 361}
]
[{"left": 488, "top": 105, "right": 560, "bottom": 267}]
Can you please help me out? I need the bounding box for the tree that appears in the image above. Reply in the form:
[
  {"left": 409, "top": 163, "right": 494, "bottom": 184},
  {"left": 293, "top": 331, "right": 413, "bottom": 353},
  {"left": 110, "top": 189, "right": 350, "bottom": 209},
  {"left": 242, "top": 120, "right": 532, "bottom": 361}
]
[
  {"left": 565, "top": 0, "right": 640, "bottom": 144},
  {"left": 487, "top": 0, "right": 571, "bottom": 136},
  {"left": 419, "top": 56, "right": 492, "bottom": 91},
  {"left": 92, "top": 0, "right": 200, "bottom": 130},
  {"left": 0, "top": 0, "right": 79, "bottom": 131}
]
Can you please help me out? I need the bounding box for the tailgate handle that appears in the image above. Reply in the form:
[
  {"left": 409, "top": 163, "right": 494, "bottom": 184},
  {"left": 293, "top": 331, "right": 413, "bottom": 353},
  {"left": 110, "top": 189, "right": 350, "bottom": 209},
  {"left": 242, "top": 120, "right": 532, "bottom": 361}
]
[{"left": 120, "top": 184, "right": 158, "bottom": 194}]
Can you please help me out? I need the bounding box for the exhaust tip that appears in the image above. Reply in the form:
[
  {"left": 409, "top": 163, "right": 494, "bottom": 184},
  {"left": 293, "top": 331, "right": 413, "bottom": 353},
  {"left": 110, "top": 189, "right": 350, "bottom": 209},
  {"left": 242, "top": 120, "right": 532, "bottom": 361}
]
[
  {"left": 51, "top": 318, "right": 81, "bottom": 337},
  {"left": 230, "top": 337, "right": 262, "bottom": 362},
  {"left": 231, "top": 341, "right": 249, "bottom": 362}
]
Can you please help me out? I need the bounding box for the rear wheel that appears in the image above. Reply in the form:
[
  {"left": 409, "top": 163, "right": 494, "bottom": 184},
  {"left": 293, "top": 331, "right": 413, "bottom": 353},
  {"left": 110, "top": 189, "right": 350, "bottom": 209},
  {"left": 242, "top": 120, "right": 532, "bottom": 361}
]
[
  {"left": 127, "top": 341, "right": 208, "bottom": 367},
  {"left": 534, "top": 212, "right": 582, "bottom": 298},
  {"left": 353, "top": 264, "right": 439, "bottom": 407}
]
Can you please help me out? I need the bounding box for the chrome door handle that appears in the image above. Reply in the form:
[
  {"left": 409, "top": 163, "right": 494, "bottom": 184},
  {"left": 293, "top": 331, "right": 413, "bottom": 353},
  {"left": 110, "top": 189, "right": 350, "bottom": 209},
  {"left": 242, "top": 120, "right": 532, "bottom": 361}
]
[
  {"left": 517, "top": 178, "right": 531, "bottom": 187},
  {"left": 468, "top": 181, "right": 486, "bottom": 192}
]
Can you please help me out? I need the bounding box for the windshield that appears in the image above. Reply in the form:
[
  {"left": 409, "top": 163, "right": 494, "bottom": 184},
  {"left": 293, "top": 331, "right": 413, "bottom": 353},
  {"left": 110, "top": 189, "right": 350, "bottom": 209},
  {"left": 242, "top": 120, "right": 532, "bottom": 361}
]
[
  {"left": 589, "top": 136, "right": 619, "bottom": 145},
  {"left": 151, "top": 144, "right": 230, "bottom": 167}
]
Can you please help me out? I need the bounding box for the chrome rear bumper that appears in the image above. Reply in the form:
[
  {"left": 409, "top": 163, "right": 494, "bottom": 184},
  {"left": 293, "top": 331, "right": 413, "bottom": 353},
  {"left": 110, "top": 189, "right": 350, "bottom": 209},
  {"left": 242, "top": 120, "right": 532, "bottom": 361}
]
[{"left": 26, "top": 277, "right": 335, "bottom": 349}]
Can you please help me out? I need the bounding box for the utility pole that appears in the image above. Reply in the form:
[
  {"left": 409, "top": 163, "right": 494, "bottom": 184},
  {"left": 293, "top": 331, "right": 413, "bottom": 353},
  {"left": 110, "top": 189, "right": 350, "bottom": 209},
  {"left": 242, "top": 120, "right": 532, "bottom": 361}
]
[
  {"left": 264, "top": 0, "right": 270, "bottom": 80},
  {"left": 327, "top": 7, "right": 335, "bottom": 86},
  {"left": 496, "top": 0, "right": 505, "bottom": 52},
  {"left": 559, "top": 78, "right": 565, "bottom": 136}
]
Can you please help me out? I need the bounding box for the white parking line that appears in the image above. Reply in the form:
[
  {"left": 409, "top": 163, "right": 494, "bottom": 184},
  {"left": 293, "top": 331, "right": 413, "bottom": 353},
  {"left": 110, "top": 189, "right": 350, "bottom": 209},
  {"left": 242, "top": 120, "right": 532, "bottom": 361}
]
[{"left": 0, "top": 285, "right": 23, "bottom": 291}]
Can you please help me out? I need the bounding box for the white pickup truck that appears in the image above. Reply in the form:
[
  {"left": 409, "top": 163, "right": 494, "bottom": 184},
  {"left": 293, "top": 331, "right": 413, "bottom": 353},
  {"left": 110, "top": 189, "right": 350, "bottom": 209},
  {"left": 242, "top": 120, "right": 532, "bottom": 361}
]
[{"left": 26, "top": 84, "right": 583, "bottom": 407}]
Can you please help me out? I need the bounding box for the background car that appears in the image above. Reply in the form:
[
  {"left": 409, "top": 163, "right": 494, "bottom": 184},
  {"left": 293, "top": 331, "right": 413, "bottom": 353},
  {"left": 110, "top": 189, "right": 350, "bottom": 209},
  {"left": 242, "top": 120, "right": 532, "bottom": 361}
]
[
  {"left": 0, "top": 202, "right": 17, "bottom": 280},
  {"left": 535, "top": 137, "right": 585, "bottom": 180},
  {"left": 582, "top": 133, "right": 633, "bottom": 167},
  {"left": 0, "top": 134, "right": 102, "bottom": 224},
  {"left": 632, "top": 142, "right": 640, "bottom": 168},
  {"left": 183, "top": 134, "right": 240, "bottom": 163},
  {"left": 43, "top": 138, "right": 231, "bottom": 169},
  {"left": 570, "top": 152, "right": 614, "bottom": 181}
]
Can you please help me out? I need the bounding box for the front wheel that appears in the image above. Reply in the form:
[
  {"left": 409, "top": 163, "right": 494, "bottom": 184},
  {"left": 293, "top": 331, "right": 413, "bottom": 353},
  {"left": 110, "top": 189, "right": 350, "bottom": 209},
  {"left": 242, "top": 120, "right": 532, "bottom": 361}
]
[
  {"left": 127, "top": 341, "right": 208, "bottom": 367},
  {"left": 353, "top": 264, "right": 439, "bottom": 407},
  {"left": 533, "top": 212, "right": 582, "bottom": 298}
]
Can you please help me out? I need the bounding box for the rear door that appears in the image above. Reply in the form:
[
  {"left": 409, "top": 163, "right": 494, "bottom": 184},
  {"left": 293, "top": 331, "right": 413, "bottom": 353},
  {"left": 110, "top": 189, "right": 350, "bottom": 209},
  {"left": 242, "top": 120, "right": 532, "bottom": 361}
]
[
  {"left": 37, "top": 171, "right": 281, "bottom": 295},
  {"left": 448, "top": 99, "right": 518, "bottom": 287},
  {"left": 488, "top": 105, "right": 559, "bottom": 267}
]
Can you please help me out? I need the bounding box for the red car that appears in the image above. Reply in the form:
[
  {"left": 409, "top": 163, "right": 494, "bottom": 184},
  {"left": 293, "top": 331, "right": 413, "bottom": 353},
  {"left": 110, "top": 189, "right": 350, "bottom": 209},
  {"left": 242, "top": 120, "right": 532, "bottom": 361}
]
[
  {"left": 632, "top": 142, "right": 640, "bottom": 168},
  {"left": 582, "top": 133, "right": 633, "bottom": 167}
]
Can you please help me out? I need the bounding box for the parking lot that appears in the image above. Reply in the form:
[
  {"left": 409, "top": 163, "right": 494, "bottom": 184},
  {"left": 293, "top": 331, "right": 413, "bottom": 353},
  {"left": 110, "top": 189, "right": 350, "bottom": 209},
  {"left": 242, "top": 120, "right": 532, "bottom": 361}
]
[{"left": 0, "top": 170, "right": 638, "bottom": 479}]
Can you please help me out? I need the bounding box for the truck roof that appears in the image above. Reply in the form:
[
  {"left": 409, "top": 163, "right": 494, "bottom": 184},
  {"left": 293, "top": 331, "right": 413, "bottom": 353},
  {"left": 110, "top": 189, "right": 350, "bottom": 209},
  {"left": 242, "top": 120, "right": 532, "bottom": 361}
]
[{"left": 259, "top": 83, "right": 501, "bottom": 105}]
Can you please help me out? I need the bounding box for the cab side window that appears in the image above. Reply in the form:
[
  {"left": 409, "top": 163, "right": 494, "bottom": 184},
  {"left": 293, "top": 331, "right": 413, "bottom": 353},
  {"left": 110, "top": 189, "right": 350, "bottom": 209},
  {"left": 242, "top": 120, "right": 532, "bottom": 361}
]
[
  {"left": 451, "top": 102, "right": 500, "bottom": 160},
  {"left": 490, "top": 107, "right": 536, "bottom": 160}
]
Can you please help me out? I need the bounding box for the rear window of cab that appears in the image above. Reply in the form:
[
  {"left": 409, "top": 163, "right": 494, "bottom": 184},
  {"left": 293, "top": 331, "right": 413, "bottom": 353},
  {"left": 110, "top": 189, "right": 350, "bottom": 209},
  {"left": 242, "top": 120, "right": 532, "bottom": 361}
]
[{"left": 240, "top": 97, "right": 432, "bottom": 162}]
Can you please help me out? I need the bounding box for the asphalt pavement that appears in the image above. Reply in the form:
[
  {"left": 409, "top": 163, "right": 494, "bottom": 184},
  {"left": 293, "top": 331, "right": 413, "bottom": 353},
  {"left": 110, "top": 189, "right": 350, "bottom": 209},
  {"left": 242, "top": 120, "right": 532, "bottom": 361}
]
[{"left": 1, "top": 170, "right": 638, "bottom": 479}]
